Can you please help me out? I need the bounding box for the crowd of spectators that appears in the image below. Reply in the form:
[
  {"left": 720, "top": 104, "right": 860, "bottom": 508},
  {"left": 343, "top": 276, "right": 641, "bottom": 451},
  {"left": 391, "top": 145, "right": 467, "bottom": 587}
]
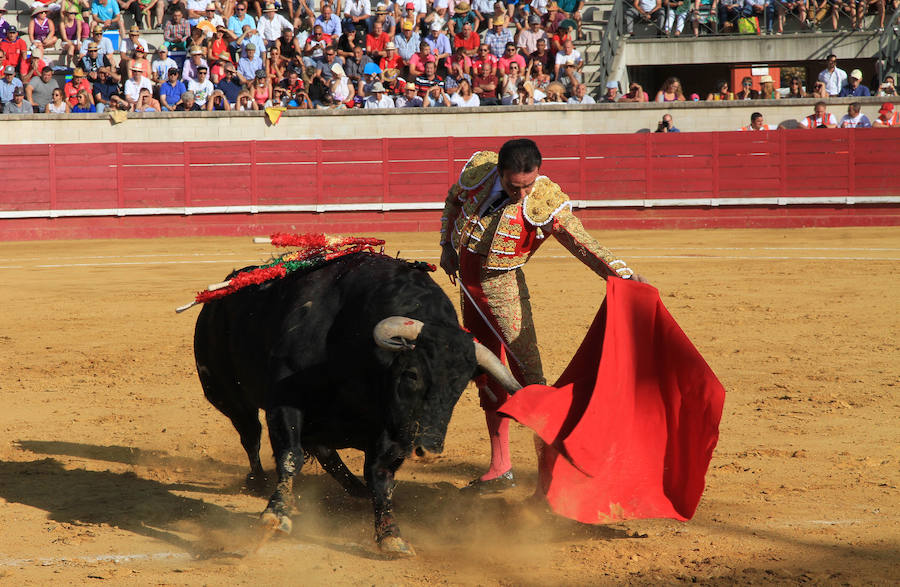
[
  {"left": 623, "top": 0, "right": 892, "bottom": 37},
  {"left": 0, "top": 0, "right": 602, "bottom": 113}
]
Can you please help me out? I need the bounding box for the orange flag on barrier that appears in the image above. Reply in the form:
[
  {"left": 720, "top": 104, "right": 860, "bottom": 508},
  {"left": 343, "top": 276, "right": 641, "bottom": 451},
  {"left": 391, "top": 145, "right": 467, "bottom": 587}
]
[
  {"left": 499, "top": 278, "right": 726, "bottom": 523},
  {"left": 265, "top": 107, "right": 286, "bottom": 125}
]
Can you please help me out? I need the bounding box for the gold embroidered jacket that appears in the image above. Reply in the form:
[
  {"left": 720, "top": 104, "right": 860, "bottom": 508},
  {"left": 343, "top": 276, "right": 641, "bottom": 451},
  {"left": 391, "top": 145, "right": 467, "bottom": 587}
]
[{"left": 440, "top": 151, "right": 634, "bottom": 279}]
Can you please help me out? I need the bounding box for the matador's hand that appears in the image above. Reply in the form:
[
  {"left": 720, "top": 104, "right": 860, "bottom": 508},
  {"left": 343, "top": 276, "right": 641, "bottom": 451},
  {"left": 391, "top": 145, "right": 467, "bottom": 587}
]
[
  {"left": 439, "top": 244, "right": 459, "bottom": 285},
  {"left": 630, "top": 273, "right": 651, "bottom": 284}
]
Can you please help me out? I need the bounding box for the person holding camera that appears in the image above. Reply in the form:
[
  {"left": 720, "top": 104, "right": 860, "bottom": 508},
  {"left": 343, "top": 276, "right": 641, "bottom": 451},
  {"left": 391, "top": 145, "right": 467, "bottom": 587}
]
[
  {"left": 655, "top": 112, "right": 680, "bottom": 132},
  {"left": 877, "top": 75, "right": 896, "bottom": 96}
]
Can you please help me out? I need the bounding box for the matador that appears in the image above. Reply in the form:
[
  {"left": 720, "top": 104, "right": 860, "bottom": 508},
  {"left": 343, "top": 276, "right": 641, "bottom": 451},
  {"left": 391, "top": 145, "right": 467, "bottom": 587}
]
[{"left": 439, "top": 138, "right": 646, "bottom": 492}]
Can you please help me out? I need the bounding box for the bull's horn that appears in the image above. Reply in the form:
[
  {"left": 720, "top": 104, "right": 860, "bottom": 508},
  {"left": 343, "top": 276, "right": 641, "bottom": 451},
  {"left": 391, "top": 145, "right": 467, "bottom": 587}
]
[
  {"left": 373, "top": 316, "right": 424, "bottom": 351},
  {"left": 474, "top": 342, "right": 522, "bottom": 393}
]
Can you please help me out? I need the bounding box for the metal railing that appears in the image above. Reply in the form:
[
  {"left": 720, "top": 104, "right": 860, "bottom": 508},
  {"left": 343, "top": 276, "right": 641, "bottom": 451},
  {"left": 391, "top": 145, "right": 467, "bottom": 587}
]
[
  {"left": 593, "top": 0, "right": 626, "bottom": 96},
  {"left": 876, "top": 8, "right": 900, "bottom": 85}
]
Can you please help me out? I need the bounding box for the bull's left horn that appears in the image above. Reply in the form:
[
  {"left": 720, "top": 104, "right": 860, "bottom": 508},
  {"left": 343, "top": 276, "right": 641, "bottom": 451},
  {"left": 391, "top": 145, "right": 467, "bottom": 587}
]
[
  {"left": 373, "top": 316, "right": 424, "bottom": 351},
  {"left": 474, "top": 342, "right": 522, "bottom": 393}
]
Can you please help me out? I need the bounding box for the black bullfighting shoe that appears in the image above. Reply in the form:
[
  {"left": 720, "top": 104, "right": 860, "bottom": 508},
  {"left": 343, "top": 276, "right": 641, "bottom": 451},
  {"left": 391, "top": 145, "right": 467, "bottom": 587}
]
[{"left": 461, "top": 470, "right": 516, "bottom": 494}]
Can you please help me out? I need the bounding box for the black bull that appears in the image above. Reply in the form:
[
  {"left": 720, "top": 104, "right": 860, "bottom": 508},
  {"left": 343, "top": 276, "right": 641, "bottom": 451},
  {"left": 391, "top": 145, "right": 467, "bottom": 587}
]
[{"left": 193, "top": 253, "right": 519, "bottom": 555}]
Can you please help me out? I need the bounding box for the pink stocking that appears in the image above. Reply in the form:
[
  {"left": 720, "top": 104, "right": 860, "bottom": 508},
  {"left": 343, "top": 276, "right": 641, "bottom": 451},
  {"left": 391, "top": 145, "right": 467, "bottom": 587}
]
[{"left": 480, "top": 409, "right": 511, "bottom": 481}]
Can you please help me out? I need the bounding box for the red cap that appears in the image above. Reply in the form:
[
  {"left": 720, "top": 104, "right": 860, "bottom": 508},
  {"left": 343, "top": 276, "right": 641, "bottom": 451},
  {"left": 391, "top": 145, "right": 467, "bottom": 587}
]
[
  {"left": 405, "top": 1, "right": 414, "bottom": 8},
  {"left": 879, "top": 102, "right": 894, "bottom": 114}
]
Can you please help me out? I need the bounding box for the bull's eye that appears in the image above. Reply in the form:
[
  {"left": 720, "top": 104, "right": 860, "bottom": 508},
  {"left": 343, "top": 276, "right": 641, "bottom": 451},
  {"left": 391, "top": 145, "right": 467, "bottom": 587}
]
[{"left": 403, "top": 370, "right": 419, "bottom": 382}]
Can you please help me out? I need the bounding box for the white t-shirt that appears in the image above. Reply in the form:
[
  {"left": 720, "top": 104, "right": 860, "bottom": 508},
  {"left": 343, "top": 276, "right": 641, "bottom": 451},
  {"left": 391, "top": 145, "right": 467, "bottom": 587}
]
[
  {"left": 839, "top": 113, "right": 871, "bottom": 128},
  {"left": 188, "top": 78, "right": 215, "bottom": 106},
  {"left": 799, "top": 112, "right": 838, "bottom": 128},
  {"left": 554, "top": 49, "right": 582, "bottom": 66},
  {"left": 364, "top": 95, "right": 395, "bottom": 108},
  {"left": 450, "top": 92, "right": 479, "bottom": 107},
  {"left": 344, "top": 0, "right": 372, "bottom": 17},
  {"left": 567, "top": 95, "right": 595, "bottom": 104},
  {"left": 124, "top": 76, "right": 153, "bottom": 102}
]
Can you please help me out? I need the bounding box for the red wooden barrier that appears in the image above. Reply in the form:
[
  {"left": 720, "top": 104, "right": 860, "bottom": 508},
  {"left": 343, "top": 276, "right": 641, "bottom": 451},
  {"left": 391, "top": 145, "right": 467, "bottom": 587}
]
[{"left": 0, "top": 130, "right": 898, "bottom": 240}]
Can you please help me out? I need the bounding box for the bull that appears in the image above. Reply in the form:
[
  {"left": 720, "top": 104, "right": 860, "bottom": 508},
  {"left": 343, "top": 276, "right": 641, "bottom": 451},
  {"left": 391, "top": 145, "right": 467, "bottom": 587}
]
[{"left": 193, "top": 252, "right": 520, "bottom": 555}]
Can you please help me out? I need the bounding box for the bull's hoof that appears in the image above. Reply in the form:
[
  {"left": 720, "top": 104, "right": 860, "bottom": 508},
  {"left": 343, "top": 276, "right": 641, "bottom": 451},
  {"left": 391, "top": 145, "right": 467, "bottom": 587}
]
[
  {"left": 377, "top": 535, "right": 416, "bottom": 558},
  {"left": 260, "top": 511, "right": 293, "bottom": 534}
]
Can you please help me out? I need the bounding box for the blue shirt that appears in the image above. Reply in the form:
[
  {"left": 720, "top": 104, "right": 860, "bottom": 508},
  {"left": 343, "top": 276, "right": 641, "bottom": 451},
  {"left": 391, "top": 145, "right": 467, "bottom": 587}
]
[
  {"left": 393, "top": 32, "right": 420, "bottom": 62},
  {"left": 160, "top": 79, "right": 186, "bottom": 107},
  {"left": 91, "top": 0, "right": 120, "bottom": 22},
  {"left": 315, "top": 13, "right": 342, "bottom": 36},
  {"left": 838, "top": 84, "right": 871, "bottom": 97},
  {"left": 0, "top": 77, "right": 23, "bottom": 103},
  {"left": 72, "top": 103, "right": 97, "bottom": 113},
  {"left": 216, "top": 77, "right": 242, "bottom": 103},
  {"left": 424, "top": 32, "right": 452, "bottom": 57},
  {"left": 484, "top": 28, "right": 514, "bottom": 58},
  {"left": 228, "top": 14, "right": 257, "bottom": 37}
]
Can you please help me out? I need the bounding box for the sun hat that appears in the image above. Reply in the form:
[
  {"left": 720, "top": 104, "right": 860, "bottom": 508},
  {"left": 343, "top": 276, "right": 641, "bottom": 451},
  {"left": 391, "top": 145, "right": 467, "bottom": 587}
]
[{"left": 371, "top": 81, "right": 386, "bottom": 92}]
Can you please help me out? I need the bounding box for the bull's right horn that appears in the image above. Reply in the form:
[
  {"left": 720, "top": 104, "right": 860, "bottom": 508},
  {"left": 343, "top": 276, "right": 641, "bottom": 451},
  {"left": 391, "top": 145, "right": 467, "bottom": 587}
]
[
  {"left": 373, "top": 316, "right": 425, "bottom": 351},
  {"left": 474, "top": 342, "right": 522, "bottom": 393}
]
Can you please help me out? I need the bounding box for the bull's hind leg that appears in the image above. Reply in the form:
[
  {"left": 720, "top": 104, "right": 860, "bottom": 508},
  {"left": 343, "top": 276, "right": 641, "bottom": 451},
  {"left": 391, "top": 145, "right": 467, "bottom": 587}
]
[
  {"left": 365, "top": 440, "right": 415, "bottom": 557},
  {"left": 197, "top": 370, "right": 267, "bottom": 493},
  {"left": 314, "top": 446, "right": 370, "bottom": 498},
  {"left": 261, "top": 404, "right": 305, "bottom": 534}
]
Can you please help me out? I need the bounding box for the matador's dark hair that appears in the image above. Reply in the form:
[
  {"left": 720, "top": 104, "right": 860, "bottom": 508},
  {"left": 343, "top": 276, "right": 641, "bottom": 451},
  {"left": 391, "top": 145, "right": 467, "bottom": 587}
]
[{"left": 498, "top": 138, "right": 542, "bottom": 173}]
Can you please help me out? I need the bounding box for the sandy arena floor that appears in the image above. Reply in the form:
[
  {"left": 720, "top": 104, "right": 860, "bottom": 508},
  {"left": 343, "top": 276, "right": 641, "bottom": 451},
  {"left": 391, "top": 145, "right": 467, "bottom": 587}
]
[{"left": 0, "top": 227, "right": 897, "bottom": 585}]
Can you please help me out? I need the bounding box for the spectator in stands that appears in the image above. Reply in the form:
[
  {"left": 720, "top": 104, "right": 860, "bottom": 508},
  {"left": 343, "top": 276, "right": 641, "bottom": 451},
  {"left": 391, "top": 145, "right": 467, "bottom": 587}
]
[
  {"left": 408, "top": 41, "right": 435, "bottom": 76},
  {"left": 91, "top": 0, "right": 127, "bottom": 38},
  {"left": 258, "top": 3, "right": 293, "bottom": 47},
  {"left": 0, "top": 9, "right": 11, "bottom": 38},
  {"left": 229, "top": 3, "right": 257, "bottom": 36},
  {"left": 740, "top": 112, "right": 774, "bottom": 130},
  {"left": 124, "top": 63, "right": 153, "bottom": 105},
  {"left": 556, "top": 55, "right": 581, "bottom": 95},
  {"left": 873, "top": 102, "right": 899, "bottom": 126},
  {"left": 369, "top": 4, "right": 396, "bottom": 37},
  {"left": 3, "top": 86, "right": 33, "bottom": 113},
  {"left": 690, "top": 0, "right": 715, "bottom": 36},
  {"left": 598, "top": 80, "right": 618, "bottom": 102},
  {"left": 394, "top": 20, "right": 420, "bottom": 67},
  {"left": 423, "top": 83, "right": 451, "bottom": 106},
  {"left": 26, "top": 66, "right": 57, "bottom": 112},
  {"left": 215, "top": 62, "right": 242, "bottom": 105},
  {"left": 165, "top": 9, "right": 192, "bottom": 51},
  {"left": 188, "top": 64, "right": 215, "bottom": 106},
  {"left": 706, "top": 79, "right": 733, "bottom": 100},
  {"left": 839, "top": 69, "right": 870, "bottom": 97},
  {"left": 236, "top": 43, "right": 261, "bottom": 82},
  {"left": 20, "top": 45, "right": 47, "bottom": 83},
  {"left": 424, "top": 22, "right": 452, "bottom": 65},
  {"left": 472, "top": 0, "right": 495, "bottom": 31},
  {"left": 742, "top": 0, "right": 773, "bottom": 34},
  {"left": 235, "top": 90, "right": 259, "bottom": 109},
  {"left": 64, "top": 67, "right": 91, "bottom": 107},
  {"left": 655, "top": 112, "right": 680, "bottom": 132},
  {"left": 553, "top": 38, "right": 580, "bottom": 79},
  {"left": 275, "top": 26, "right": 302, "bottom": 66},
  {"left": 415, "top": 59, "right": 443, "bottom": 93},
  {"left": 625, "top": 0, "right": 663, "bottom": 36},
  {"left": 126, "top": 46, "right": 152, "bottom": 79},
  {"left": 364, "top": 80, "right": 394, "bottom": 107},
  {"left": 876, "top": 75, "right": 895, "bottom": 96},
  {"left": 517, "top": 15, "right": 546, "bottom": 55},
  {"left": 71, "top": 88, "right": 97, "bottom": 112},
  {"left": 449, "top": 2, "right": 478, "bottom": 34},
  {"left": 0, "top": 65, "right": 21, "bottom": 106},
  {"left": 302, "top": 25, "right": 329, "bottom": 65},
  {"left": 808, "top": 79, "right": 828, "bottom": 98},
  {"left": 46, "top": 88, "right": 70, "bottom": 113},
  {"left": 93, "top": 65, "right": 125, "bottom": 111},
  {"left": 29, "top": 6, "right": 58, "bottom": 50},
  {"left": 542, "top": 80, "right": 566, "bottom": 102},
  {"left": 817, "top": 54, "right": 846, "bottom": 97},
  {"left": 498, "top": 61, "right": 522, "bottom": 103},
  {"left": 542, "top": 1, "right": 566, "bottom": 34},
  {"left": 785, "top": 75, "right": 804, "bottom": 98},
  {"left": 496, "top": 41, "right": 524, "bottom": 74},
  {"left": 381, "top": 41, "right": 403, "bottom": 70},
  {"left": 661, "top": 0, "right": 688, "bottom": 36},
  {"left": 757, "top": 74, "right": 780, "bottom": 99},
  {"left": 133, "top": 86, "right": 162, "bottom": 111},
  {"left": 734, "top": 76, "right": 757, "bottom": 99},
  {"left": 774, "top": 0, "right": 807, "bottom": 35},
  {"left": 514, "top": 79, "right": 534, "bottom": 104},
  {"left": 798, "top": 101, "right": 837, "bottom": 128},
  {"left": 484, "top": 15, "right": 514, "bottom": 58},
  {"left": 206, "top": 88, "right": 231, "bottom": 109},
  {"left": 315, "top": 3, "right": 342, "bottom": 37},
  {"left": 448, "top": 76, "right": 478, "bottom": 106},
  {"left": 175, "top": 89, "right": 202, "bottom": 110},
  {"left": 315, "top": 46, "right": 343, "bottom": 82},
  {"left": 424, "top": 0, "right": 450, "bottom": 31},
  {"left": 329, "top": 62, "right": 355, "bottom": 105},
  {"left": 569, "top": 82, "right": 595, "bottom": 103},
  {"left": 655, "top": 76, "right": 684, "bottom": 101},
  {"left": 619, "top": 80, "right": 648, "bottom": 101},
  {"left": 472, "top": 59, "right": 498, "bottom": 104},
  {"left": 344, "top": 0, "right": 372, "bottom": 36},
  {"left": 1, "top": 28, "right": 28, "bottom": 70},
  {"left": 396, "top": 81, "right": 424, "bottom": 106},
  {"left": 60, "top": 9, "right": 85, "bottom": 68},
  {"left": 717, "top": 0, "right": 741, "bottom": 30},
  {"left": 183, "top": 46, "right": 209, "bottom": 82},
  {"left": 838, "top": 102, "right": 871, "bottom": 127},
  {"left": 525, "top": 58, "right": 550, "bottom": 93},
  {"left": 367, "top": 20, "right": 392, "bottom": 60},
  {"left": 151, "top": 46, "right": 177, "bottom": 83},
  {"left": 235, "top": 23, "right": 266, "bottom": 57}
]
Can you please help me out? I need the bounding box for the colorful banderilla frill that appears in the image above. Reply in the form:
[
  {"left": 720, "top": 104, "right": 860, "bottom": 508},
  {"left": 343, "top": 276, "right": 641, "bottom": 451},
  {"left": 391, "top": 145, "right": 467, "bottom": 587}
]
[{"left": 175, "top": 234, "right": 387, "bottom": 313}]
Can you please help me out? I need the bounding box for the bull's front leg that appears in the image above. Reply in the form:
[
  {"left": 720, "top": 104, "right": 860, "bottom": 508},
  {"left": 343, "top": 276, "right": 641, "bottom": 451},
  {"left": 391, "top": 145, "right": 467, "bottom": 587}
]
[
  {"left": 364, "top": 437, "right": 414, "bottom": 557},
  {"left": 260, "top": 404, "right": 304, "bottom": 534}
]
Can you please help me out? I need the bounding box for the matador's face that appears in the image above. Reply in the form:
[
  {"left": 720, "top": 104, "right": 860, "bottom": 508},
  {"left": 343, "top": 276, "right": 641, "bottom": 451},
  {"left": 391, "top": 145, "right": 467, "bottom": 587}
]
[{"left": 499, "top": 168, "right": 539, "bottom": 202}]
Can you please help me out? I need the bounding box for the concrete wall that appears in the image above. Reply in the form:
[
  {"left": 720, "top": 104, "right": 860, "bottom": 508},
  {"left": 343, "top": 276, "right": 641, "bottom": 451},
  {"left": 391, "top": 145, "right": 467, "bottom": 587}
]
[{"left": 0, "top": 97, "right": 895, "bottom": 144}]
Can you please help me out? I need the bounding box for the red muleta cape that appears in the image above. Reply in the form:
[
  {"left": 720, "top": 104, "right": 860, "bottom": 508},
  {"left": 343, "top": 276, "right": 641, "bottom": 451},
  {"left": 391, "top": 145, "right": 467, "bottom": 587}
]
[{"left": 499, "top": 278, "right": 726, "bottom": 524}]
